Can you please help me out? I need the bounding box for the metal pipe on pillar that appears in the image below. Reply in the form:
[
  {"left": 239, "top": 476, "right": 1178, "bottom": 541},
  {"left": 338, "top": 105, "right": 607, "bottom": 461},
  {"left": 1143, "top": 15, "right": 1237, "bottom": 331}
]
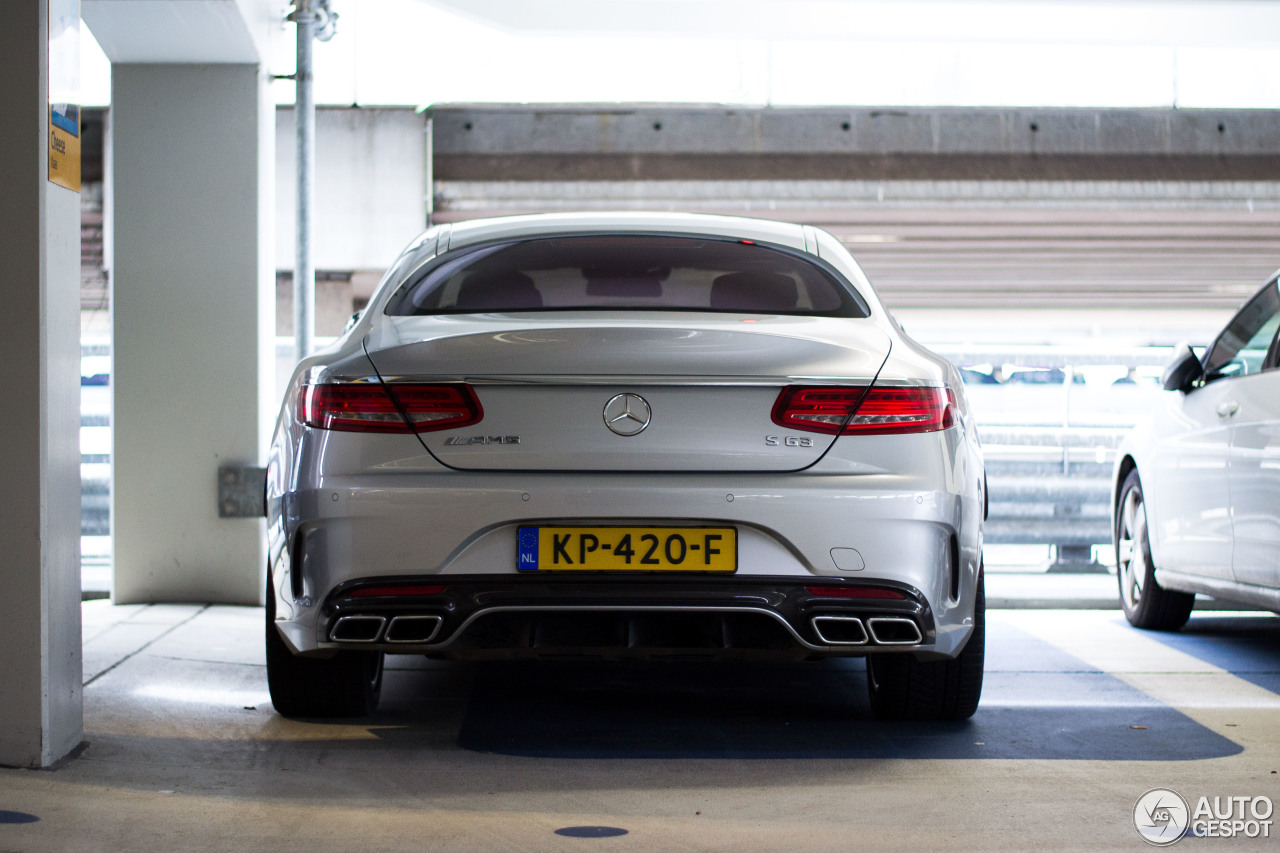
[
  {"left": 286, "top": 0, "right": 337, "bottom": 361},
  {"left": 424, "top": 110, "right": 434, "bottom": 227}
]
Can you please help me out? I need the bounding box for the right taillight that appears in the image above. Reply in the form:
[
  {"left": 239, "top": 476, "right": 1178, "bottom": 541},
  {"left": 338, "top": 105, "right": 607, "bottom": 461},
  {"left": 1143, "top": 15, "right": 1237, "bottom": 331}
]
[
  {"left": 298, "top": 383, "right": 482, "bottom": 433},
  {"left": 772, "top": 386, "right": 954, "bottom": 436}
]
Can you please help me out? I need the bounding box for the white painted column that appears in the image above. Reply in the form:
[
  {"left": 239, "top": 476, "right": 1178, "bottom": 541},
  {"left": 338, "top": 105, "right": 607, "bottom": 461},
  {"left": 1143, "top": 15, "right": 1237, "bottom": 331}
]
[
  {"left": 111, "top": 64, "right": 274, "bottom": 604},
  {"left": 0, "top": 0, "right": 85, "bottom": 768}
]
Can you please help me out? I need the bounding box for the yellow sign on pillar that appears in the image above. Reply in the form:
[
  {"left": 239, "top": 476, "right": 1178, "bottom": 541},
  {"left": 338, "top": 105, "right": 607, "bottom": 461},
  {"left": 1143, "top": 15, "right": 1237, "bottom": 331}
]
[{"left": 48, "top": 0, "right": 81, "bottom": 193}]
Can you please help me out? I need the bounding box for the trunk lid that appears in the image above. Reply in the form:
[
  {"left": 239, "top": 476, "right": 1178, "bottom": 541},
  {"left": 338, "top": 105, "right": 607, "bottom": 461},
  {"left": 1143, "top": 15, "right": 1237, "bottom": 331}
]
[{"left": 363, "top": 316, "right": 891, "bottom": 472}]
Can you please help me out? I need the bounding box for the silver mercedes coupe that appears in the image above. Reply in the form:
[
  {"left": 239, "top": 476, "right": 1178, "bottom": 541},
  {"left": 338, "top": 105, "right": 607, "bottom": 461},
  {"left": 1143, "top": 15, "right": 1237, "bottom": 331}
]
[{"left": 265, "top": 212, "right": 987, "bottom": 721}]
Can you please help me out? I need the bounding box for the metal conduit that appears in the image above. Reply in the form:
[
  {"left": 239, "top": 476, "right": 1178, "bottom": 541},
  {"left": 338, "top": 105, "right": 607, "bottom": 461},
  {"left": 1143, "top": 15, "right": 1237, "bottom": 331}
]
[{"left": 287, "top": 1, "right": 337, "bottom": 360}]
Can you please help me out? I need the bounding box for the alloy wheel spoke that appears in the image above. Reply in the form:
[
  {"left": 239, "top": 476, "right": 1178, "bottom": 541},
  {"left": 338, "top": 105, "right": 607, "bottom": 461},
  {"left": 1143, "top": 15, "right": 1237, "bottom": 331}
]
[{"left": 1118, "top": 487, "right": 1147, "bottom": 608}]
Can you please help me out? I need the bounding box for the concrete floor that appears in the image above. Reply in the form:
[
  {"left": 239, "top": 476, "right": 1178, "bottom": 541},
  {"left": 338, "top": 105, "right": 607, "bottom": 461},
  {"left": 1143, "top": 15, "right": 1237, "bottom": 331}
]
[{"left": 2, "top": 602, "right": 1279, "bottom": 852}]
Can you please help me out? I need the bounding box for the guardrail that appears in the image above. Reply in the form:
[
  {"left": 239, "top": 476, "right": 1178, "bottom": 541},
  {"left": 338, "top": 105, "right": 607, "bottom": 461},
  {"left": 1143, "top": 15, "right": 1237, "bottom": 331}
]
[
  {"left": 936, "top": 345, "right": 1176, "bottom": 571},
  {"left": 983, "top": 427, "right": 1119, "bottom": 550}
]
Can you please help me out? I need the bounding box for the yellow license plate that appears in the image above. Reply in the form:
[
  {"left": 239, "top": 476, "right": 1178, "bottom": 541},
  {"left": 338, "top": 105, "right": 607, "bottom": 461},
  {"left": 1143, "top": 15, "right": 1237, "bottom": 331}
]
[{"left": 517, "top": 526, "right": 737, "bottom": 572}]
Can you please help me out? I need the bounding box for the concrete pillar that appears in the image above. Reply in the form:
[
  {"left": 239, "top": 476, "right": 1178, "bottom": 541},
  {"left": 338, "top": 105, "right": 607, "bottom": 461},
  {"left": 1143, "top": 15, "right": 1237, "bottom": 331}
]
[
  {"left": 0, "top": 0, "right": 85, "bottom": 768},
  {"left": 111, "top": 64, "right": 274, "bottom": 604}
]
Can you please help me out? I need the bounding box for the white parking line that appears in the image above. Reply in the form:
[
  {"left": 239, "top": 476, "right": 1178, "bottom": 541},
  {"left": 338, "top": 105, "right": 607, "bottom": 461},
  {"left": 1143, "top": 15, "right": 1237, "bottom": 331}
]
[{"left": 1000, "top": 610, "right": 1280, "bottom": 710}]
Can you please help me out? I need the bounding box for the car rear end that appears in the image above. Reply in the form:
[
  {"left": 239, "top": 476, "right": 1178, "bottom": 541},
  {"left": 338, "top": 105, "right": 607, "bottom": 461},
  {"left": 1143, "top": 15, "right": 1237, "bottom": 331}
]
[{"left": 265, "top": 213, "right": 985, "bottom": 719}]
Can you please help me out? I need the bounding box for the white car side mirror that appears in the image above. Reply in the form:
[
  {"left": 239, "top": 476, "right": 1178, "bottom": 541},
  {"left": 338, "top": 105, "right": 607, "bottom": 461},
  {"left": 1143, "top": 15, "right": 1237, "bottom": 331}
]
[{"left": 1161, "top": 342, "right": 1203, "bottom": 392}]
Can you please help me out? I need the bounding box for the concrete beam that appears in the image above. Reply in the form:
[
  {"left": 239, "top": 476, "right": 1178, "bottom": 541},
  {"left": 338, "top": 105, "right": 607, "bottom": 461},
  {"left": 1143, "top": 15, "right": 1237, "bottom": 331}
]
[
  {"left": 432, "top": 106, "right": 1280, "bottom": 156},
  {"left": 83, "top": 0, "right": 265, "bottom": 63},
  {"left": 430, "top": 105, "right": 1280, "bottom": 182}
]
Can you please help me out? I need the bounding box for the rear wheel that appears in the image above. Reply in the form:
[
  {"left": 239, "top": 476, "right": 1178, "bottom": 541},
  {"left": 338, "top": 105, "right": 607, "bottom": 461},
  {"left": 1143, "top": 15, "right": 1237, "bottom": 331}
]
[
  {"left": 266, "top": 578, "right": 383, "bottom": 718},
  {"left": 1115, "top": 469, "right": 1194, "bottom": 631},
  {"left": 867, "top": 567, "right": 985, "bottom": 721}
]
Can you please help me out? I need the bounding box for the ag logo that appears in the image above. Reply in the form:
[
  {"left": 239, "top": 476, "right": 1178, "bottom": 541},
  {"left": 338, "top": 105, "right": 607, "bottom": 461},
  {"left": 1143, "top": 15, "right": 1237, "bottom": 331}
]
[{"left": 1135, "top": 788, "right": 1190, "bottom": 846}]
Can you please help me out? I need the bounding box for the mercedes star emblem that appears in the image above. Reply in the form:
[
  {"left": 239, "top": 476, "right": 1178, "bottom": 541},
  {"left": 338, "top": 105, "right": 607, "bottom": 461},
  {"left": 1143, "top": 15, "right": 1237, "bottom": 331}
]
[{"left": 603, "top": 393, "right": 652, "bottom": 436}]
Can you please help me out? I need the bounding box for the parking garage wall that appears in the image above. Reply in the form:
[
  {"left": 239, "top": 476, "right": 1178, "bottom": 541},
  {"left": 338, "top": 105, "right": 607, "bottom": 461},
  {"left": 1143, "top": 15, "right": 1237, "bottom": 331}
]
[{"left": 268, "top": 104, "right": 1280, "bottom": 325}]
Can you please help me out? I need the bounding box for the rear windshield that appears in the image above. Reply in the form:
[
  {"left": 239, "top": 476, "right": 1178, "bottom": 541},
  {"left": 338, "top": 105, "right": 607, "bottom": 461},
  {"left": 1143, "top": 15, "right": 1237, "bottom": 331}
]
[{"left": 384, "top": 234, "right": 869, "bottom": 317}]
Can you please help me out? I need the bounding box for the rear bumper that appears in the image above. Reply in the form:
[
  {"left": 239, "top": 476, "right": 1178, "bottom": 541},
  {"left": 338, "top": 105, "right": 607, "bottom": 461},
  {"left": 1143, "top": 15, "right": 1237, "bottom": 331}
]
[
  {"left": 303, "top": 575, "right": 941, "bottom": 661},
  {"left": 271, "top": 573, "right": 980, "bottom": 662},
  {"left": 268, "top": 439, "right": 984, "bottom": 659}
]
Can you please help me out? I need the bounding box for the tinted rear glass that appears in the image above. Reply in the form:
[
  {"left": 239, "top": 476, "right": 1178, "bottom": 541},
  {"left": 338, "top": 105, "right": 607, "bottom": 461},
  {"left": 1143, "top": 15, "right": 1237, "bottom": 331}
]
[{"left": 384, "top": 235, "right": 868, "bottom": 317}]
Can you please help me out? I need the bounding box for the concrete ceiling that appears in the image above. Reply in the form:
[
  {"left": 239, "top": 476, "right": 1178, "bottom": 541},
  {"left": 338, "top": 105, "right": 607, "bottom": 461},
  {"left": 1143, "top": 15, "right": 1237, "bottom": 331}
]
[
  {"left": 78, "top": 1, "right": 1280, "bottom": 68},
  {"left": 424, "top": 0, "right": 1280, "bottom": 47},
  {"left": 78, "top": 2, "right": 1280, "bottom": 107}
]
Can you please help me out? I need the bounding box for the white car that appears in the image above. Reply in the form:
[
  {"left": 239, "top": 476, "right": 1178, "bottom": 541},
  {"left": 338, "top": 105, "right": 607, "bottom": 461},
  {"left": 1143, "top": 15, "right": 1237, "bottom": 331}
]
[
  {"left": 1114, "top": 272, "right": 1280, "bottom": 629},
  {"left": 265, "top": 212, "right": 987, "bottom": 720}
]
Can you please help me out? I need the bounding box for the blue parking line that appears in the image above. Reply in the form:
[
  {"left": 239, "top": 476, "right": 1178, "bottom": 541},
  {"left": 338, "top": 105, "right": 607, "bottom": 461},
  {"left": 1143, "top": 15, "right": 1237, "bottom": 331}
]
[{"left": 1133, "top": 612, "right": 1280, "bottom": 696}]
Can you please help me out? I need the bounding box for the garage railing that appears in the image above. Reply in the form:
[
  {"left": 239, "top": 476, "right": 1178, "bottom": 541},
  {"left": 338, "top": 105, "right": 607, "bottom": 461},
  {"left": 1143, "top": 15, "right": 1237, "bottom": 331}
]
[{"left": 936, "top": 345, "right": 1175, "bottom": 571}]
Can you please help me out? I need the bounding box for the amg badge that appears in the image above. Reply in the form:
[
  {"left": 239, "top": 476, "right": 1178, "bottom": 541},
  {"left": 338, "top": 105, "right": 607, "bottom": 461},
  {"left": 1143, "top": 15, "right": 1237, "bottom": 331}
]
[{"left": 444, "top": 435, "right": 521, "bottom": 446}]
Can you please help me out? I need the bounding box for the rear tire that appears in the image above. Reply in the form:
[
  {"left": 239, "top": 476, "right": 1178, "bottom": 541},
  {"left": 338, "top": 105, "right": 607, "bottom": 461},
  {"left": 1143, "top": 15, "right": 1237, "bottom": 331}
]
[
  {"left": 867, "top": 567, "right": 985, "bottom": 721},
  {"left": 1115, "top": 469, "right": 1194, "bottom": 631},
  {"left": 266, "top": 577, "right": 383, "bottom": 718}
]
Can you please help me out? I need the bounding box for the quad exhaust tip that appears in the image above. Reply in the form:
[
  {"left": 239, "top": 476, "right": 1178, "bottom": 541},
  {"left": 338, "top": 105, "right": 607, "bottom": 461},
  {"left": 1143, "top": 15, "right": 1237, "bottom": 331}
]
[
  {"left": 811, "top": 615, "right": 869, "bottom": 645},
  {"left": 811, "top": 615, "right": 923, "bottom": 646},
  {"left": 330, "top": 615, "right": 387, "bottom": 643},
  {"left": 330, "top": 614, "right": 444, "bottom": 644},
  {"left": 385, "top": 614, "right": 444, "bottom": 644},
  {"left": 866, "top": 617, "right": 923, "bottom": 645}
]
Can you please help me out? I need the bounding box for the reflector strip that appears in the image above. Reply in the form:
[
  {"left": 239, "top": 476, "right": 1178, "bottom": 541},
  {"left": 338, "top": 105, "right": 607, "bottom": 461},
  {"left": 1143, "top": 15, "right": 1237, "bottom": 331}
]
[
  {"left": 349, "top": 584, "right": 446, "bottom": 598},
  {"left": 805, "top": 586, "right": 907, "bottom": 600}
]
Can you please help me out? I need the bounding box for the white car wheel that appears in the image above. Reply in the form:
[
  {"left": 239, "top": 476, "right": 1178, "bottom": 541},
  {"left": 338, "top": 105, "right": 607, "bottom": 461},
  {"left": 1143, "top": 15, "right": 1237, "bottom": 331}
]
[
  {"left": 1114, "top": 470, "right": 1194, "bottom": 631},
  {"left": 1117, "top": 484, "right": 1149, "bottom": 611}
]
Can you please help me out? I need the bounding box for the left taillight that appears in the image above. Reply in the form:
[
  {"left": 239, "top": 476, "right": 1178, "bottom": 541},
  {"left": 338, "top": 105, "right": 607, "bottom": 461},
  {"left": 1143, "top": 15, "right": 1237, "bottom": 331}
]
[
  {"left": 298, "top": 384, "right": 482, "bottom": 433},
  {"left": 772, "top": 385, "right": 955, "bottom": 436}
]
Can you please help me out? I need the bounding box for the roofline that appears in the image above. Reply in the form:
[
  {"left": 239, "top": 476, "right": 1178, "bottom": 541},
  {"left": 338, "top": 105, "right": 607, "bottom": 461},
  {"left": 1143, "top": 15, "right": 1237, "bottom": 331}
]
[{"left": 442, "top": 211, "right": 811, "bottom": 253}]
